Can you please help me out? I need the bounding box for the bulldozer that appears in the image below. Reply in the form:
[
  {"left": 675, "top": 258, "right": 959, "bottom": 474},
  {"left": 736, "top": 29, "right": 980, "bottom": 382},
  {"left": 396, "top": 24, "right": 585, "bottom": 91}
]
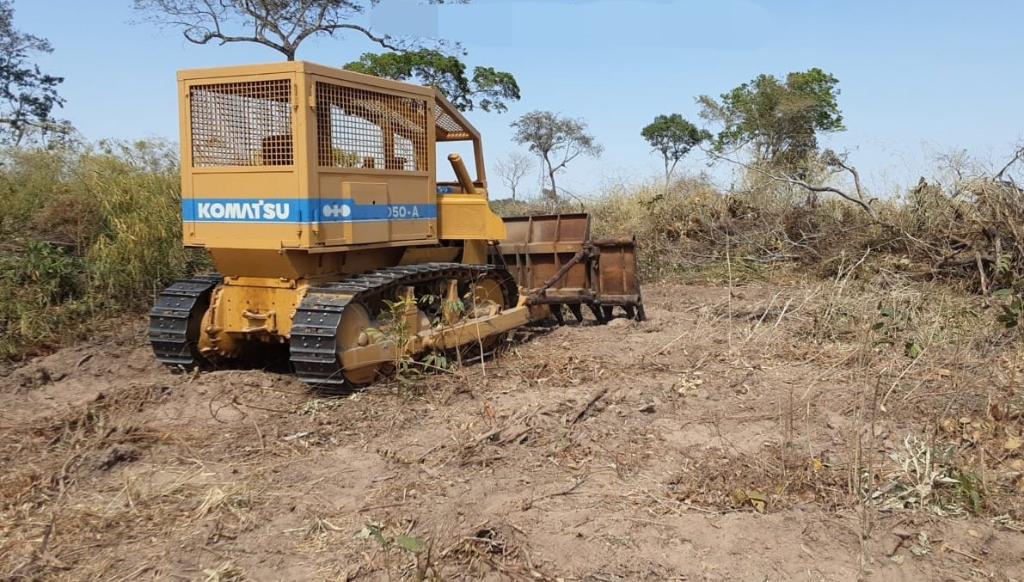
[{"left": 149, "top": 61, "right": 644, "bottom": 390}]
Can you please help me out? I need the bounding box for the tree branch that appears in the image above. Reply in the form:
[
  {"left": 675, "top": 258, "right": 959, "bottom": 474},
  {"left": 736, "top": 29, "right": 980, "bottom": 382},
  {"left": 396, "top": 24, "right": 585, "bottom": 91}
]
[
  {"left": 323, "top": 23, "right": 403, "bottom": 51},
  {"left": 706, "top": 148, "right": 878, "bottom": 220},
  {"left": 994, "top": 145, "right": 1024, "bottom": 184}
]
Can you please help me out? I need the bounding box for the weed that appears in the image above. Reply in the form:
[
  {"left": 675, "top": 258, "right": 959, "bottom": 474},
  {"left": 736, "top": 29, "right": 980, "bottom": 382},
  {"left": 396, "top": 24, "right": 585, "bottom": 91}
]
[
  {"left": 358, "top": 522, "right": 436, "bottom": 581},
  {"left": 366, "top": 284, "right": 483, "bottom": 390},
  {"left": 952, "top": 471, "right": 985, "bottom": 515},
  {"left": 868, "top": 435, "right": 984, "bottom": 516},
  {"left": 996, "top": 289, "right": 1024, "bottom": 328},
  {"left": 298, "top": 397, "right": 345, "bottom": 418}
]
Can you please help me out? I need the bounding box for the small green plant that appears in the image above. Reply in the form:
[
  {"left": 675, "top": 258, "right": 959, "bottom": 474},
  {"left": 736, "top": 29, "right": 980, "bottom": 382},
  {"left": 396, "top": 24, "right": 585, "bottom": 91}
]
[
  {"left": 443, "top": 294, "right": 466, "bottom": 321},
  {"left": 358, "top": 522, "right": 436, "bottom": 581},
  {"left": 996, "top": 289, "right": 1024, "bottom": 328},
  {"left": 378, "top": 295, "right": 417, "bottom": 377},
  {"left": 421, "top": 352, "right": 454, "bottom": 372},
  {"left": 904, "top": 341, "right": 923, "bottom": 360},
  {"left": 359, "top": 522, "right": 426, "bottom": 554},
  {"left": 871, "top": 304, "right": 903, "bottom": 348},
  {"left": 363, "top": 287, "right": 475, "bottom": 389},
  {"left": 951, "top": 471, "right": 985, "bottom": 515},
  {"left": 870, "top": 302, "right": 925, "bottom": 359}
]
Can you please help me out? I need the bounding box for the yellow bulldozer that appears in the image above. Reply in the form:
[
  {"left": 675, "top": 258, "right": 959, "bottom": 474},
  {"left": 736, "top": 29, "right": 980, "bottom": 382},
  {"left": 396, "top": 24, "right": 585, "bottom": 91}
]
[{"left": 149, "top": 61, "right": 645, "bottom": 390}]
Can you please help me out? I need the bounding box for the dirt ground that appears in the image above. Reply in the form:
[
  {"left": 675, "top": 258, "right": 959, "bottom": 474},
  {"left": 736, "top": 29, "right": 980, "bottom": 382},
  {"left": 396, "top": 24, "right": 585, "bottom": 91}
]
[{"left": 2, "top": 282, "right": 1023, "bottom": 581}]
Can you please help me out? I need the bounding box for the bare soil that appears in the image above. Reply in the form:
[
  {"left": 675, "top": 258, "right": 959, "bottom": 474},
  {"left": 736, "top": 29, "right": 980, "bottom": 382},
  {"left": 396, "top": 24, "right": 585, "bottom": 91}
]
[{"left": 2, "top": 282, "right": 1023, "bottom": 581}]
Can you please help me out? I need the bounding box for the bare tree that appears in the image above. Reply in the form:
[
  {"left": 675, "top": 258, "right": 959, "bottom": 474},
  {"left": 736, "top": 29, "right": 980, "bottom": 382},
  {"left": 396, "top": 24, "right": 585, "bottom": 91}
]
[
  {"left": 511, "top": 110, "right": 602, "bottom": 201},
  {"left": 494, "top": 152, "right": 533, "bottom": 200},
  {"left": 132, "top": 0, "right": 463, "bottom": 61}
]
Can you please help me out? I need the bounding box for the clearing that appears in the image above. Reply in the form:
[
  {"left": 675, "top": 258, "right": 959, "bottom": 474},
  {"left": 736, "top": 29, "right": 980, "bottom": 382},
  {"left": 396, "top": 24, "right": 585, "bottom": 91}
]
[{"left": 2, "top": 281, "right": 1023, "bottom": 581}]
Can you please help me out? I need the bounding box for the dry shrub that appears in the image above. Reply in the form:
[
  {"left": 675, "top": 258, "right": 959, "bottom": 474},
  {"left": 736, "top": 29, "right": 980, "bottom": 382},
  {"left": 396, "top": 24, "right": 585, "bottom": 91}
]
[
  {"left": 440, "top": 522, "right": 532, "bottom": 578},
  {"left": 496, "top": 155, "right": 1024, "bottom": 299}
]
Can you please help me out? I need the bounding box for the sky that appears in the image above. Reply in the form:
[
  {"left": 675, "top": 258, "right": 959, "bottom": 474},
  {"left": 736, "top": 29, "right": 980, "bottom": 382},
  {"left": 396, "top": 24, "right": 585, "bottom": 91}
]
[{"left": 11, "top": 0, "right": 1024, "bottom": 199}]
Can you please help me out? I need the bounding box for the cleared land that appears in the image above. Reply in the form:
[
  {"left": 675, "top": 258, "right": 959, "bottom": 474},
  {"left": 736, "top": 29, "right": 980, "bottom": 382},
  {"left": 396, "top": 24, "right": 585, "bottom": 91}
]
[{"left": 2, "top": 281, "right": 1023, "bottom": 581}]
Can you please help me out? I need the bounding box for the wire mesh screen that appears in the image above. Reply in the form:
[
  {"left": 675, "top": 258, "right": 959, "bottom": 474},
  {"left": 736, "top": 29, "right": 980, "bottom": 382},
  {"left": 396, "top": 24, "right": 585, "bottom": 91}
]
[
  {"left": 434, "top": 103, "right": 471, "bottom": 141},
  {"left": 190, "top": 80, "right": 293, "bottom": 167},
  {"left": 316, "top": 82, "right": 428, "bottom": 171}
]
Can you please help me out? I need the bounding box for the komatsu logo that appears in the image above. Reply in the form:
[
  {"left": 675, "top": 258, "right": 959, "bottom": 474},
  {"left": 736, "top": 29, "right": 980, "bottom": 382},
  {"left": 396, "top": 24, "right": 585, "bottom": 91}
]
[
  {"left": 184, "top": 198, "right": 437, "bottom": 223},
  {"left": 196, "top": 200, "right": 291, "bottom": 221},
  {"left": 321, "top": 203, "right": 352, "bottom": 218}
]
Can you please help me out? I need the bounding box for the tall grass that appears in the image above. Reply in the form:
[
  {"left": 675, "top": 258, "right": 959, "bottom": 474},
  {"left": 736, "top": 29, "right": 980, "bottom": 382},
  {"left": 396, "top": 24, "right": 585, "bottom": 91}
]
[{"left": 0, "top": 140, "right": 206, "bottom": 361}]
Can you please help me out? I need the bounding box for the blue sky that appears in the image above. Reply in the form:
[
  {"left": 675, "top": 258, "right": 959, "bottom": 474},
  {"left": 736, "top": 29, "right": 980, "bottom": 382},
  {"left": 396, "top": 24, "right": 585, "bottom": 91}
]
[{"left": 12, "top": 0, "right": 1024, "bottom": 198}]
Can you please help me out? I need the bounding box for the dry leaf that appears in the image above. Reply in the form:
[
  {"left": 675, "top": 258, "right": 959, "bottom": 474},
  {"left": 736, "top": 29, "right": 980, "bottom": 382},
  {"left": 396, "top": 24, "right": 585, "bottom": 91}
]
[
  {"left": 749, "top": 493, "right": 767, "bottom": 513},
  {"left": 1004, "top": 436, "right": 1022, "bottom": 451},
  {"left": 730, "top": 489, "right": 767, "bottom": 513}
]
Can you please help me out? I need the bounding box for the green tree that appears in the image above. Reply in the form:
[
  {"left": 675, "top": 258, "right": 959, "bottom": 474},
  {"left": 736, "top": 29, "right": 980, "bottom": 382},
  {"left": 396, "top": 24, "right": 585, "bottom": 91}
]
[
  {"left": 511, "top": 111, "right": 602, "bottom": 201},
  {"left": 698, "top": 68, "right": 844, "bottom": 174},
  {"left": 0, "top": 0, "right": 67, "bottom": 145},
  {"left": 641, "top": 114, "right": 709, "bottom": 188},
  {"left": 344, "top": 49, "right": 519, "bottom": 112}
]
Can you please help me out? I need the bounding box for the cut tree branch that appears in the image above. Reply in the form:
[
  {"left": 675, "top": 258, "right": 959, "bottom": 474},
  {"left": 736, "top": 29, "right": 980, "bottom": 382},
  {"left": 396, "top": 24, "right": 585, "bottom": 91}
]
[
  {"left": 706, "top": 148, "right": 878, "bottom": 220},
  {"left": 994, "top": 145, "right": 1024, "bottom": 185}
]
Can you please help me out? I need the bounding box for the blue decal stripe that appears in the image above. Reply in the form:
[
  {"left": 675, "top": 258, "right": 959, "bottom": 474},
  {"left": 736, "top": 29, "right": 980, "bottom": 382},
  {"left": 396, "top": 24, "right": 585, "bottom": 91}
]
[{"left": 182, "top": 198, "right": 436, "bottom": 224}]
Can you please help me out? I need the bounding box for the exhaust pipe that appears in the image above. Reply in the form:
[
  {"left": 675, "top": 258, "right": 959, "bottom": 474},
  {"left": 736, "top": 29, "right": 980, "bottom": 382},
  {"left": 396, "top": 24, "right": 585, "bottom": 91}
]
[{"left": 447, "top": 154, "right": 477, "bottom": 194}]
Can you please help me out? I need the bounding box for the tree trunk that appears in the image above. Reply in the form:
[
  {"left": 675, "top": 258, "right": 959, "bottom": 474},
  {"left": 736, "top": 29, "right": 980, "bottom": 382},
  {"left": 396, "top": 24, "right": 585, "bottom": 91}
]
[
  {"left": 664, "top": 157, "right": 671, "bottom": 193},
  {"left": 544, "top": 153, "right": 558, "bottom": 200}
]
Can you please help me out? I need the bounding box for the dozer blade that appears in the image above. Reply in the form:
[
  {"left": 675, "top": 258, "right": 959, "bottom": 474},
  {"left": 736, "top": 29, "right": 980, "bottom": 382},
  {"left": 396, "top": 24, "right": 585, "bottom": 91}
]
[{"left": 494, "top": 213, "right": 645, "bottom": 322}]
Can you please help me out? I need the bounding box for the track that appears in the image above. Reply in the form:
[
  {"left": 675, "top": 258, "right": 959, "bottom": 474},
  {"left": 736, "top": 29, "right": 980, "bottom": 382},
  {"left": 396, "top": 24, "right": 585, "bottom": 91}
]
[
  {"left": 289, "top": 263, "right": 518, "bottom": 391},
  {"left": 148, "top": 266, "right": 518, "bottom": 389},
  {"left": 147, "top": 275, "right": 222, "bottom": 368}
]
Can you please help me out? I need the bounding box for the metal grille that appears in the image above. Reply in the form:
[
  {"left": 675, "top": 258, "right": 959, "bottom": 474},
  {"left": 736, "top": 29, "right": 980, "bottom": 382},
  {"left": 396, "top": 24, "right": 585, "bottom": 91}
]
[
  {"left": 316, "top": 82, "right": 428, "bottom": 171},
  {"left": 190, "top": 80, "right": 293, "bottom": 167},
  {"left": 434, "top": 103, "right": 471, "bottom": 141}
]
